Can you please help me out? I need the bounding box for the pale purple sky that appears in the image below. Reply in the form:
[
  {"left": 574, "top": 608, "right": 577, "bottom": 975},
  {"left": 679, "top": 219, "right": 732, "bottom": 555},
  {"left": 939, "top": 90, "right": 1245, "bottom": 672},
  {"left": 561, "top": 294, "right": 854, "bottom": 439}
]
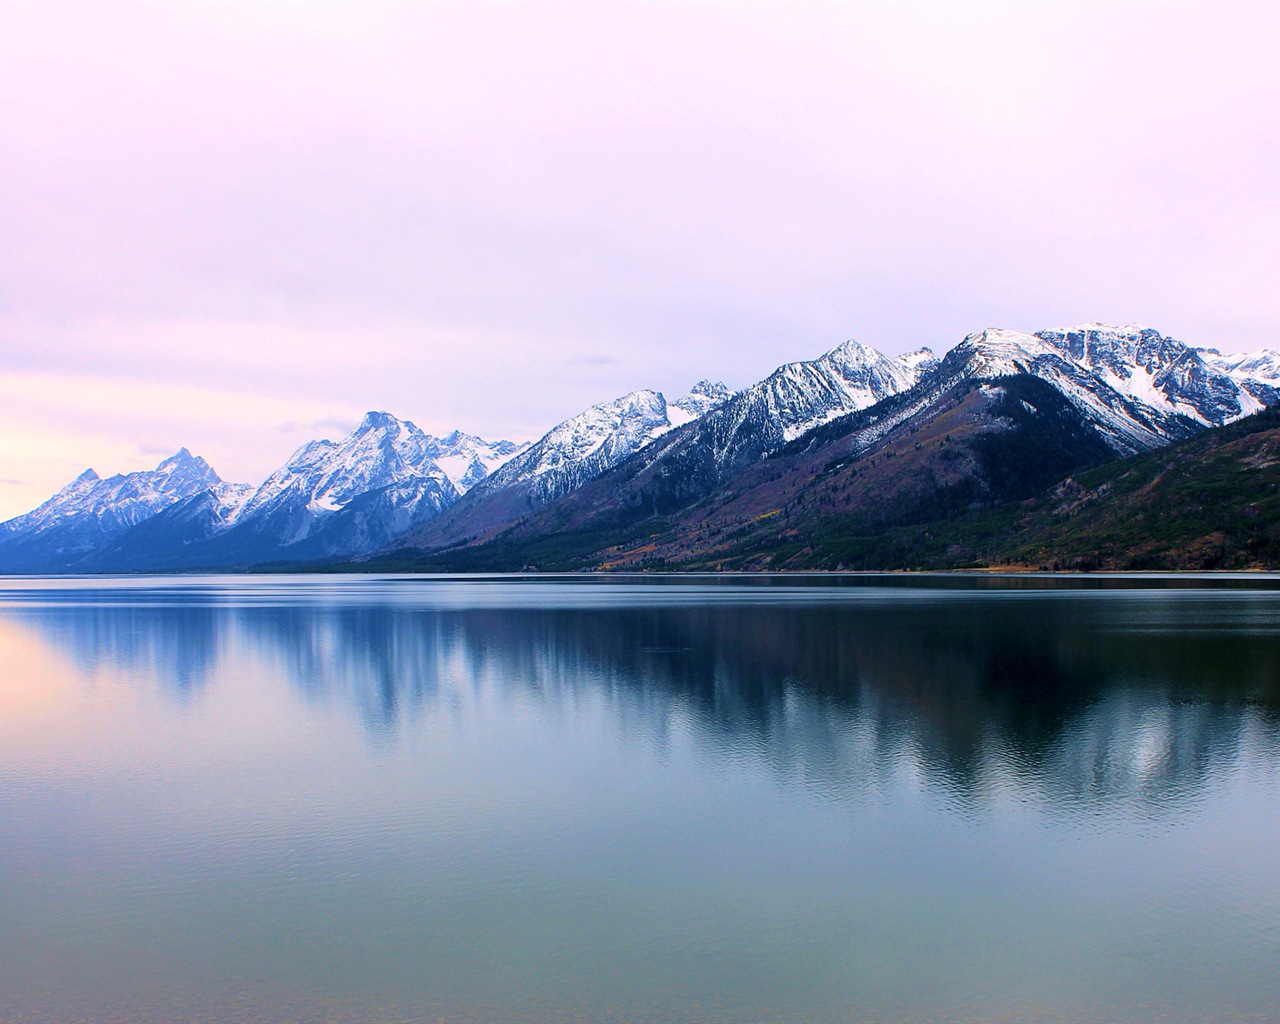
[{"left": 2, "top": 2, "right": 1279, "bottom": 517}]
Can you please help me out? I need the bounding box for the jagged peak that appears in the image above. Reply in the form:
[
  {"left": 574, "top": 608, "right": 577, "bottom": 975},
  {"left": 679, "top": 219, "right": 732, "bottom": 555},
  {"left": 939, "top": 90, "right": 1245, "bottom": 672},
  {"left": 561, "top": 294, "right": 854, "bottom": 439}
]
[
  {"left": 683, "top": 379, "right": 732, "bottom": 400},
  {"left": 621, "top": 387, "right": 664, "bottom": 402},
  {"left": 71, "top": 468, "right": 100, "bottom": 487},
  {"left": 283, "top": 437, "right": 339, "bottom": 470},
  {"left": 822, "top": 337, "right": 890, "bottom": 367},
  {"left": 1032, "top": 324, "right": 1208, "bottom": 377},
  {"left": 668, "top": 380, "right": 733, "bottom": 426},
  {"left": 571, "top": 389, "right": 665, "bottom": 419},
  {"left": 1199, "top": 346, "right": 1280, "bottom": 386},
  {"left": 155, "top": 447, "right": 210, "bottom": 473},
  {"left": 896, "top": 347, "right": 937, "bottom": 369},
  {"left": 355, "top": 410, "right": 416, "bottom": 435}
]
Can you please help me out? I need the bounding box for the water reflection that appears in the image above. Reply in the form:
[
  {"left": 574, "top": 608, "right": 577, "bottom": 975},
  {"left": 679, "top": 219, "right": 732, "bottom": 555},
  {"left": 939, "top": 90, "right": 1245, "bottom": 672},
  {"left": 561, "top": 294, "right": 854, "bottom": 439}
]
[
  {"left": 5, "top": 578, "right": 1279, "bottom": 809},
  {"left": 20, "top": 601, "right": 225, "bottom": 701}
]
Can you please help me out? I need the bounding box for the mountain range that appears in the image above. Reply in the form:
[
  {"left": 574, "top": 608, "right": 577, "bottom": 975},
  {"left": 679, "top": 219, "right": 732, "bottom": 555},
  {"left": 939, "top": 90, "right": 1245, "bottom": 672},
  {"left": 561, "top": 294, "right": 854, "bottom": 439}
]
[{"left": 3, "top": 322, "right": 1279, "bottom": 574}]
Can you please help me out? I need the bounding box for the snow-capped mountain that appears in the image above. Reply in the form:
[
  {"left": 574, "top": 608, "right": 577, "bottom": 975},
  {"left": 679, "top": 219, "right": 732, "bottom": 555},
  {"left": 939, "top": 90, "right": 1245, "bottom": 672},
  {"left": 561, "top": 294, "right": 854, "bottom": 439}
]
[
  {"left": 488, "top": 340, "right": 931, "bottom": 501},
  {"left": 668, "top": 380, "right": 735, "bottom": 426},
  {"left": 684, "top": 339, "right": 938, "bottom": 467},
  {"left": 929, "top": 324, "right": 1270, "bottom": 455},
  {"left": 473, "top": 381, "right": 735, "bottom": 505},
  {"left": 0, "top": 413, "right": 526, "bottom": 572},
  {"left": 424, "top": 430, "right": 529, "bottom": 493},
  {"left": 399, "top": 347, "right": 937, "bottom": 554},
  {"left": 148, "top": 411, "right": 526, "bottom": 566},
  {"left": 1038, "top": 324, "right": 1265, "bottom": 423},
  {"left": 4, "top": 322, "right": 1278, "bottom": 574},
  {"left": 0, "top": 449, "right": 226, "bottom": 572},
  {"left": 397, "top": 323, "right": 1280, "bottom": 564},
  {"left": 398, "top": 380, "right": 736, "bottom": 550},
  {"left": 76, "top": 480, "right": 255, "bottom": 572},
  {"left": 1198, "top": 347, "right": 1280, "bottom": 409},
  {"left": 230, "top": 414, "right": 525, "bottom": 529},
  {"left": 228, "top": 411, "right": 463, "bottom": 541}
]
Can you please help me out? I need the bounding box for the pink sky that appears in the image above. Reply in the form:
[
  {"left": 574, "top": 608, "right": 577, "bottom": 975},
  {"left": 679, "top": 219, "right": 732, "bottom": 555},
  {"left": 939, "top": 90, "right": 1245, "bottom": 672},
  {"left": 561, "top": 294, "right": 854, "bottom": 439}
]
[{"left": 2, "top": 2, "right": 1278, "bottom": 518}]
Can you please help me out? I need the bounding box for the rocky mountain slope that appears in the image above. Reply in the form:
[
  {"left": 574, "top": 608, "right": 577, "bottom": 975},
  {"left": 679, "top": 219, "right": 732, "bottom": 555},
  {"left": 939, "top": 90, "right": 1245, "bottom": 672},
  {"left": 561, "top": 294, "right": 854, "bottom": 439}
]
[
  {"left": 401, "top": 342, "right": 940, "bottom": 552},
  {"left": 974, "top": 404, "right": 1280, "bottom": 570},
  {"left": 372, "top": 374, "right": 1117, "bottom": 571},
  {"left": 1198, "top": 348, "right": 1280, "bottom": 408}
]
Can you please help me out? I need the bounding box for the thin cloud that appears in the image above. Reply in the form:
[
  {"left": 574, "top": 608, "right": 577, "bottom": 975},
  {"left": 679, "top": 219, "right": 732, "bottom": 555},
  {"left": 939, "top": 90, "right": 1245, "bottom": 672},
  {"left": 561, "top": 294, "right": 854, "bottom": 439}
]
[{"left": 277, "top": 416, "right": 358, "bottom": 436}]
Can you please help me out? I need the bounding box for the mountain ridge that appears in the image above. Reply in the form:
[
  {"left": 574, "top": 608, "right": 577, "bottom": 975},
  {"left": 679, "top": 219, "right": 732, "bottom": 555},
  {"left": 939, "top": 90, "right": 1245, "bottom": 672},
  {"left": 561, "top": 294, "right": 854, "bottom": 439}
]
[
  {"left": 3, "top": 322, "right": 1279, "bottom": 574},
  {"left": 389, "top": 323, "right": 1279, "bottom": 568}
]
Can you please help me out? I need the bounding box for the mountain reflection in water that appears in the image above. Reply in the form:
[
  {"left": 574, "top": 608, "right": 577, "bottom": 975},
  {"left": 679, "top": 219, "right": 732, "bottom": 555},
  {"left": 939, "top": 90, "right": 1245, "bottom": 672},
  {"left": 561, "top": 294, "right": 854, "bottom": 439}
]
[{"left": 9, "top": 576, "right": 1279, "bottom": 813}]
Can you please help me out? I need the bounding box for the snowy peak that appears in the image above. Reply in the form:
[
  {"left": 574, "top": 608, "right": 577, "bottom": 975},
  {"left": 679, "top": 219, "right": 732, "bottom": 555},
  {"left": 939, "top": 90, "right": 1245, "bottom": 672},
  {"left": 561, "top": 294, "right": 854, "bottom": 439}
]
[
  {"left": 156, "top": 446, "right": 199, "bottom": 469},
  {"left": 152, "top": 447, "right": 220, "bottom": 493},
  {"left": 669, "top": 380, "right": 734, "bottom": 426},
  {"left": 1201, "top": 347, "right": 1280, "bottom": 383},
  {"left": 254, "top": 412, "right": 519, "bottom": 517},
  {"left": 31, "top": 448, "right": 220, "bottom": 520},
  {"left": 897, "top": 347, "right": 939, "bottom": 375},
  {"left": 821, "top": 338, "right": 937, "bottom": 387},
  {"left": 221, "top": 410, "right": 526, "bottom": 550},
  {"left": 1198, "top": 347, "right": 1280, "bottom": 412},
  {"left": 46, "top": 466, "right": 106, "bottom": 505},
  {"left": 423, "top": 429, "right": 529, "bottom": 494},
  {"left": 935, "top": 323, "right": 1280, "bottom": 454},
  {"left": 354, "top": 409, "right": 404, "bottom": 435},
  {"left": 735, "top": 337, "right": 932, "bottom": 445},
  {"left": 823, "top": 337, "right": 877, "bottom": 366},
  {"left": 675, "top": 378, "right": 733, "bottom": 408},
  {"left": 953, "top": 328, "right": 1060, "bottom": 376},
  {"left": 1031, "top": 324, "right": 1258, "bottom": 425},
  {"left": 1036, "top": 323, "right": 1192, "bottom": 383},
  {"left": 478, "top": 380, "right": 734, "bottom": 504},
  {"left": 0, "top": 449, "right": 233, "bottom": 563},
  {"left": 823, "top": 336, "right": 935, "bottom": 392},
  {"left": 513, "top": 390, "right": 670, "bottom": 479},
  {"left": 235, "top": 411, "right": 452, "bottom": 530},
  {"left": 41, "top": 450, "right": 220, "bottom": 522}
]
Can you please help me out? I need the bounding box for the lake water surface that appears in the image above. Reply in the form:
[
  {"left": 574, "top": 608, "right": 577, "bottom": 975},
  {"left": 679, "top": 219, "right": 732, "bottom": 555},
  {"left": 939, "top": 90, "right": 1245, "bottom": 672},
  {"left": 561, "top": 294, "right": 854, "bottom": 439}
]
[{"left": 1, "top": 574, "right": 1279, "bottom": 1023}]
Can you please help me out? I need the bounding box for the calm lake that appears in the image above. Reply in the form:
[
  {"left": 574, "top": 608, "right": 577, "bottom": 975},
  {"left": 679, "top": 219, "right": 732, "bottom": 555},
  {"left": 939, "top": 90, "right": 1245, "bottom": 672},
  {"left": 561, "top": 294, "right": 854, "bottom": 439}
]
[{"left": 1, "top": 574, "right": 1278, "bottom": 1024}]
